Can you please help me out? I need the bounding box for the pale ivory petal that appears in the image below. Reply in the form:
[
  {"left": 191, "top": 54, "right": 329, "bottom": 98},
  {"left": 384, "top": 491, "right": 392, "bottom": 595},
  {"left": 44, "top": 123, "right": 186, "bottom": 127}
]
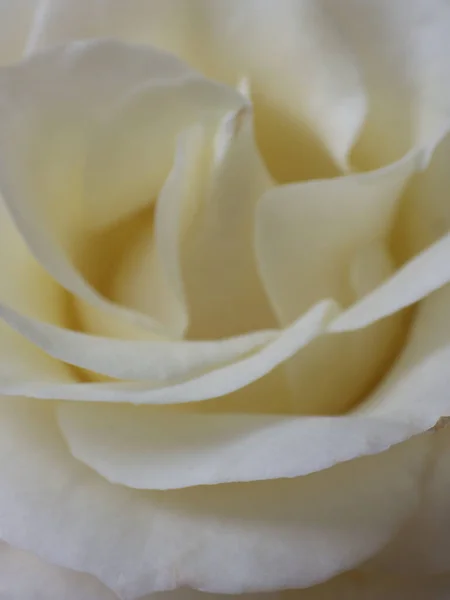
[
  {"left": 26, "top": 0, "right": 366, "bottom": 181},
  {"left": 57, "top": 403, "right": 418, "bottom": 490},
  {"left": 256, "top": 149, "right": 421, "bottom": 326},
  {"left": 141, "top": 593, "right": 279, "bottom": 600},
  {"left": 393, "top": 128, "right": 450, "bottom": 265},
  {"left": 323, "top": 0, "right": 450, "bottom": 167},
  {"left": 52, "top": 246, "right": 450, "bottom": 491},
  {"left": 282, "top": 572, "right": 450, "bottom": 600},
  {"left": 105, "top": 124, "right": 207, "bottom": 338},
  {"left": 0, "top": 300, "right": 335, "bottom": 397},
  {"left": 363, "top": 427, "right": 450, "bottom": 578},
  {"left": 0, "top": 0, "right": 37, "bottom": 65},
  {"left": 0, "top": 198, "right": 75, "bottom": 383},
  {"left": 330, "top": 234, "right": 450, "bottom": 334},
  {"left": 26, "top": 0, "right": 192, "bottom": 59},
  {"left": 255, "top": 148, "right": 421, "bottom": 414},
  {"left": 344, "top": 285, "right": 450, "bottom": 575},
  {"left": 0, "top": 541, "right": 117, "bottom": 600},
  {"left": 0, "top": 40, "right": 242, "bottom": 341},
  {"left": 0, "top": 397, "right": 433, "bottom": 597},
  {"left": 181, "top": 0, "right": 366, "bottom": 177},
  {"left": 181, "top": 110, "right": 276, "bottom": 339},
  {"left": 356, "top": 283, "right": 450, "bottom": 423}
]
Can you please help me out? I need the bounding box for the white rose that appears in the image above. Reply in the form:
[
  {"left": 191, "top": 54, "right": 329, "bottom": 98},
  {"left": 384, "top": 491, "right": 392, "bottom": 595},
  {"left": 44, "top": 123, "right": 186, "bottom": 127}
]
[{"left": 0, "top": 1, "right": 450, "bottom": 599}]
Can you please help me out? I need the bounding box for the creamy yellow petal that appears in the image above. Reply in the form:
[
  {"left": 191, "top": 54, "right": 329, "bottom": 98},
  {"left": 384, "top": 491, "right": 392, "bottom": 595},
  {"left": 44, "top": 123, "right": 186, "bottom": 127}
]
[
  {"left": 255, "top": 149, "right": 420, "bottom": 414},
  {"left": 365, "top": 427, "right": 450, "bottom": 576},
  {"left": 26, "top": 0, "right": 366, "bottom": 181},
  {"left": 0, "top": 396, "right": 433, "bottom": 596},
  {"left": 357, "top": 281, "right": 450, "bottom": 425},
  {"left": 57, "top": 402, "right": 419, "bottom": 490},
  {"left": 0, "top": 198, "right": 75, "bottom": 384},
  {"left": 0, "top": 39, "right": 242, "bottom": 341},
  {"left": 393, "top": 128, "right": 450, "bottom": 265},
  {"left": 0, "top": 301, "right": 335, "bottom": 400},
  {"left": 0, "top": 0, "right": 36, "bottom": 65},
  {"left": 0, "top": 541, "right": 116, "bottom": 600},
  {"left": 107, "top": 125, "right": 207, "bottom": 338},
  {"left": 182, "top": 110, "right": 276, "bottom": 339},
  {"left": 329, "top": 0, "right": 450, "bottom": 168},
  {"left": 284, "top": 572, "right": 450, "bottom": 600}
]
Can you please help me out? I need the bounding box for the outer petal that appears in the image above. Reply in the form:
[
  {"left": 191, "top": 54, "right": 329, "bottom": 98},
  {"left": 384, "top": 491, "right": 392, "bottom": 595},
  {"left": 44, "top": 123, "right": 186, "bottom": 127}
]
[
  {"left": 0, "top": 39, "right": 242, "bottom": 341},
  {"left": 394, "top": 128, "right": 450, "bottom": 264},
  {"left": 285, "top": 572, "right": 450, "bottom": 600},
  {"left": 28, "top": 0, "right": 450, "bottom": 171},
  {"left": 57, "top": 403, "right": 417, "bottom": 490},
  {"left": 181, "top": 110, "right": 276, "bottom": 339},
  {"left": 0, "top": 0, "right": 37, "bottom": 65},
  {"left": 0, "top": 396, "right": 434, "bottom": 598},
  {"left": 0, "top": 541, "right": 117, "bottom": 600},
  {"left": 28, "top": 0, "right": 366, "bottom": 181},
  {"left": 254, "top": 149, "right": 420, "bottom": 414},
  {"left": 325, "top": 0, "right": 450, "bottom": 167},
  {"left": 0, "top": 197, "right": 76, "bottom": 384},
  {"left": 0, "top": 300, "right": 336, "bottom": 400}
]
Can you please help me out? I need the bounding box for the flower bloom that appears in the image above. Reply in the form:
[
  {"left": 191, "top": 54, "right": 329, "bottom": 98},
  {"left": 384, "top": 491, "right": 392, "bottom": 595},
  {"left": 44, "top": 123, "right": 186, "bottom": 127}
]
[{"left": 0, "top": 1, "right": 450, "bottom": 599}]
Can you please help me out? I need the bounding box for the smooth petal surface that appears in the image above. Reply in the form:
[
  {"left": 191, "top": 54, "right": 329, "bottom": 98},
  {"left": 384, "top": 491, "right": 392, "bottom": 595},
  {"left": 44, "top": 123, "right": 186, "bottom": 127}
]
[
  {"left": 0, "top": 0, "right": 36, "bottom": 65},
  {"left": 0, "top": 39, "right": 242, "bottom": 341},
  {"left": 26, "top": 0, "right": 366, "bottom": 180},
  {"left": 286, "top": 572, "right": 450, "bottom": 600},
  {"left": 393, "top": 128, "right": 450, "bottom": 265},
  {"left": 28, "top": 0, "right": 450, "bottom": 171},
  {"left": 182, "top": 110, "right": 276, "bottom": 339},
  {"left": 255, "top": 149, "right": 420, "bottom": 413},
  {"left": 0, "top": 300, "right": 335, "bottom": 401},
  {"left": 57, "top": 403, "right": 422, "bottom": 490},
  {"left": 256, "top": 149, "right": 420, "bottom": 325},
  {"left": 0, "top": 300, "right": 275, "bottom": 382},
  {"left": 0, "top": 541, "right": 117, "bottom": 600},
  {"left": 359, "top": 283, "right": 450, "bottom": 423},
  {"left": 325, "top": 0, "right": 450, "bottom": 167},
  {"left": 0, "top": 396, "right": 433, "bottom": 598},
  {"left": 185, "top": 0, "right": 366, "bottom": 178},
  {"left": 26, "top": 0, "right": 192, "bottom": 59},
  {"left": 353, "top": 286, "right": 450, "bottom": 575},
  {"left": 0, "top": 198, "right": 76, "bottom": 384},
  {"left": 365, "top": 426, "right": 450, "bottom": 577},
  {"left": 109, "top": 125, "right": 207, "bottom": 338}
]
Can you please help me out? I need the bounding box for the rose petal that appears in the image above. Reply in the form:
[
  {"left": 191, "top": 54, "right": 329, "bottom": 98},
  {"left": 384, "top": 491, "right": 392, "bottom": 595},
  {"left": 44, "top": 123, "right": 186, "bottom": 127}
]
[
  {"left": 365, "top": 426, "right": 450, "bottom": 577},
  {"left": 0, "top": 299, "right": 276, "bottom": 382},
  {"left": 394, "top": 128, "right": 450, "bottom": 264},
  {"left": 330, "top": 234, "right": 450, "bottom": 333},
  {"left": 358, "top": 283, "right": 450, "bottom": 423},
  {"left": 0, "top": 39, "right": 241, "bottom": 341},
  {"left": 109, "top": 124, "right": 207, "bottom": 338},
  {"left": 25, "top": 0, "right": 367, "bottom": 180},
  {"left": 254, "top": 148, "right": 420, "bottom": 413},
  {"left": 26, "top": 0, "right": 193, "bottom": 60},
  {"left": 323, "top": 0, "right": 450, "bottom": 168},
  {"left": 0, "top": 198, "right": 76, "bottom": 383},
  {"left": 0, "top": 300, "right": 335, "bottom": 398},
  {"left": 184, "top": 0, "right": 367, "bottom": 176},
  {"left": 0, "top": 0, "right": 36, "bottom": 65},
  {"left": 181, "top": 110, "right": 276, "bottom": 339},
  {"left": 57, "top": 402, "right": 419, "bottom": 490},
  {"left": 348, "top": 285, "right": 450, "bottom": 576},
  {"left": 284, "top": 572, "right": 450, "bottom": 600},
  {"left": 140, "top": 593, "right": 278, "bottom": 600},
  {"left": 0, "top": 541, "right": 117, "bottom": 600},
  {"left": 0, "top": 396, "right": 433, "bottom": 597},
  {"left": 256, "top": 149, "right": 420, "bottom": 326}
]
